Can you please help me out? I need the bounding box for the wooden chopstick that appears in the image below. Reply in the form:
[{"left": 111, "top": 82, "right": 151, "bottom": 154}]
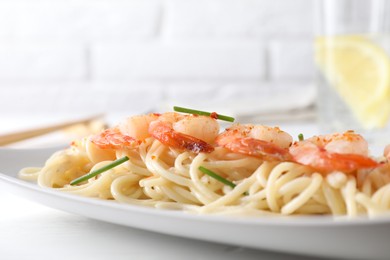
[{"left": 0, "top": 114, "right": 105, "bottom": 146}]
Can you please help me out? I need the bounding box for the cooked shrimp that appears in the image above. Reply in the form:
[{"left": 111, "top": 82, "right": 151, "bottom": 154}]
[
  {"left": 90, "top": 127, "right": 140, "bottom": 150},
  {"left": 384, "top": 144, "right": 390, "bottom": 160},
  {"left": 290, "top": 131, "right": 379, "bottom": 173},
  {"left": 215, "top": 124, "right": 293, "bottom": 161},
  {"left": 148, "top": 112, "right": 219, "bottom": 153},
  {"left": 119, "top": 113, "right": 161, "bottom": 141},
  {"left": 90, "top": 113, "right": 160, "bottom": 150}
]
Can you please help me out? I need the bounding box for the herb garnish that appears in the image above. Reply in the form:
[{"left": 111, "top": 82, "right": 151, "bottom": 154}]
[
  {"left": 199, "top": 166, "right": 248, "bottom": 195},
  {"left": 173, "top": 106, "right": 235, "bottom": 122},
  {"left": 70, "top": 156, "right": 129, "bottom": 185}
]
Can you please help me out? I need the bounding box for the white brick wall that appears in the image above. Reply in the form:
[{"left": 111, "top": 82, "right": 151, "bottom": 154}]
[
  {"left": 269, "top": 39, "right": 314, "bottom": 80},
  {"left": 0, "top": 43, "right": 86, "bottom": 79},
  {"left": 166, "top": 0, "right": 314, "bottom": 38},
  {"left": 0, "top": 0, "right": 316, "bottom": 116},
  {"left": 93, "top": 41, "right": 265, "bottom": 80},
  {"left": 0, "top": 1, "right": 160, "bottom": 41}
]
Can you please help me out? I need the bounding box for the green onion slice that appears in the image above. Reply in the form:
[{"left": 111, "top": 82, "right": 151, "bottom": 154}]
[
  {"left": 199, "top": 166, "right": 237, "bottom": 189},
  {"left": 298, "top": 133, "right": 304, "bottom": 141},
  {"left": 70, "top": 156, "right": 129, "bottom": 186},
  {"left": 173, "top": 106, "right": 235, "bottom": 122},
  {"left": 199, "top": 166, "right": 248, "bottom": 195}
]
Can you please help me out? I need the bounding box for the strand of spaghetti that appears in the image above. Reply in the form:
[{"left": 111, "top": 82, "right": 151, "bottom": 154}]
[
  {"left": 160, "top": 185, "right": 199, "bottom": 204},
  {"left": 341, "top": 177, "right": 358, "bottom": 217},
  {"left": 37, "top": 149, "right": 90, "bottom": 188},
  {"left": 174, "top": 152, "right": 193, "bottom": 177},
  {"left": 256, "top": 161, "right": 278, "bottom": 187},
  {"left": 247, "top": 180, "right": 264, "bottom": 195},
  {"left": 36, "top": 151, "right": 68, "bottom": 187},
  {"left": 372, "top": 183, "right": 390, "bottom": 208},
  {"left": 321, "top": 181, "right": 346, "bottom": 215},
  {"left": 150, "top": 157, "right": 194, "bottom": 187},
  {"left": 148, "top": 143, "right": 194, "bottom": 187},
  {"left": 242, "top": 189, "right": 267, "bottom": 202},
  {"left": 63, "top": 171, "right": 116, "bottom": 198},
  {"left": 243, "top": 162, "right": 280, "bottom": 202},
  {"left": 111, "top": 174, "right": 143, "bottom": 198},
  {"left": 355, "top": 192, "right": 384, "bottom": 217},
  {"left": 139, "top": 175, "right": 169, "bottom": 187},
  {"left": 148, "top": 143, "right": 219, "bottom": 205},
  {"left": 111, "top": 175, "right": 159, "bottom": 206},
  {"left": 189, "top": 153, "right": 221, "bottom": 204},
  {"left": 126, "top": 160, "right": 151, "bottom": 176},
  {"left": 379, "top": 187, "right": 390, "bottom": 208},
  {"left": 143, "top": 140, "right": 164, "bottom": 172},
  {"left": 171, "top": 185, "right": 202, "bottom": 204},
  {"left": 199, "top": 166, "right": 260, "bottom": 213},
  {"left": 116, "top": 149, "right": 151, "bottom": 177},
  {"left": 263, "top": 163, "right": 310, "bottom": 198},
  {"left": 311, "top": 188, "right": 328, "bottom": 206},
  {"left": 295, "top": 203, "right": 330, "bottom": 214},
  {"left": 203, "top": 157, "right": 262, "bottom": 169},
  {"left": 150, "top": 146, "right": 174, "bottom": 170},
  {"left": 266, "top": 162, "right": 305, "bottom": 212},
  {"left": 141, "top": 177, "right": 169, "bottom": 201},
  {"left": 279, "top": 177, "right": 312, "bottom": 204},
  {"left": 137, "top": 137, "right": 154, "bottom": 162},
  {"left": 326, "top": 172, "right": 347, "bottom": 189},
  {"left": 245, "top": 199, "right": 269, "bottom": 211},
  {"left": 281, "top": 173, "right": 323, "bottom": 215},
  {"left": 18, "top": 167, "right": 41, "bottom": 181},
  {"left": 64, "top": 162, "right": 136, "bottom": 199}
]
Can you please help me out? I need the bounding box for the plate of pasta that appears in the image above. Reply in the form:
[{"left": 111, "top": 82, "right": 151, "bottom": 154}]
[{"left": 1, "top": 107, "right": 390, "bottom": 259}]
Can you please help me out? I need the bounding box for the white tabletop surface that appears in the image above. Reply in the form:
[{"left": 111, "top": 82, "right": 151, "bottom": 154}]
[
  {"left": 0, "top": 190, "right": 333, "bottom": 260},
  {"left": 0, "top": 116, "right": 335, "bottom": 260}
]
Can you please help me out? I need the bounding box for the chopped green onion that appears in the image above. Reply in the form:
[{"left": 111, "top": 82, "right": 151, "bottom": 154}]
[
  {"left": 298, "top": 133, "right": 304, "bottom": 141},
  {"left": 199, "top": 166, "right": 236, "bottom": 189},
  {"left": 199, "top": 166, "right": 249, "bottom": 196},
  {"left": 173, "top": 106, "right": 235, "bottom": 122},
  {"left": 70, "top": 156, "right": 129, "bottom": 186}
]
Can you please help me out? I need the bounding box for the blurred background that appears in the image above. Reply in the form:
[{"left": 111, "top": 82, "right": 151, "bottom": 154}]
[
  {"left": 0, "top": 0, "right": 318, "bottom": 145},
  {"left": 0, "top": 0, "right": 315, "bottom": 115}
]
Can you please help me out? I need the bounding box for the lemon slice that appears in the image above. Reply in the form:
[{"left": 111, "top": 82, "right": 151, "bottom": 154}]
[{"left": 315, "top": 35, "right": 390, "bottom": 129}]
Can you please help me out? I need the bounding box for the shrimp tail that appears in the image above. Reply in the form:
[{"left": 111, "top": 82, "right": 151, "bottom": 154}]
[
  {"left": 291, "top": 145, "right": 379, "bottom": 173},
  {"left": 149, "top": 122, "right": 214, "bottom": 153},
  {"left": 91, "top": 128, "right": 141, "bottom": 150}
]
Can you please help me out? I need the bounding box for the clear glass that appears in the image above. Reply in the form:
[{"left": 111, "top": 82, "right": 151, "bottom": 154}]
[{"left": 315, "top": 0, "right": 390, "bottom": 147}]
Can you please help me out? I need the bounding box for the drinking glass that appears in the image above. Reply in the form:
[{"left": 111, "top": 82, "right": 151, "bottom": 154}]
[{"left": 315, "top": 0, "right": 390, "bottom": 147}]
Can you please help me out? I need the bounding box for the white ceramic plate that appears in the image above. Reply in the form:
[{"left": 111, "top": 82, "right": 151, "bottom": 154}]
[{"left": 0, "top": 148, "right": 389, "bottom": 259}]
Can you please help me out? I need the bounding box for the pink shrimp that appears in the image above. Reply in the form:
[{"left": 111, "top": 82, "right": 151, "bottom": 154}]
[
  {"left": 384, "top": 144, "right": 390, "bottom": 160},
  {"left": 148, "top": 112, "right": 219, "bottom": 153},
  {"left": 90, "top": 127, "right": 141, "bottom": 150},
  {"left": 215, "top": 124, "right": 293, "bottom": 161},
  {"left": 290, "top": 131, "right": 379, "bottom": 173},
  {"left": 91, "top": 113, "right": 160, "bottom": 150}
]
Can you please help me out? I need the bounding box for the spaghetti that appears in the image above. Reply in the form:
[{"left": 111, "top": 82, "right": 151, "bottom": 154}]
[{"left": 19, "top": 110, "right": 390, "bottom": 217}]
